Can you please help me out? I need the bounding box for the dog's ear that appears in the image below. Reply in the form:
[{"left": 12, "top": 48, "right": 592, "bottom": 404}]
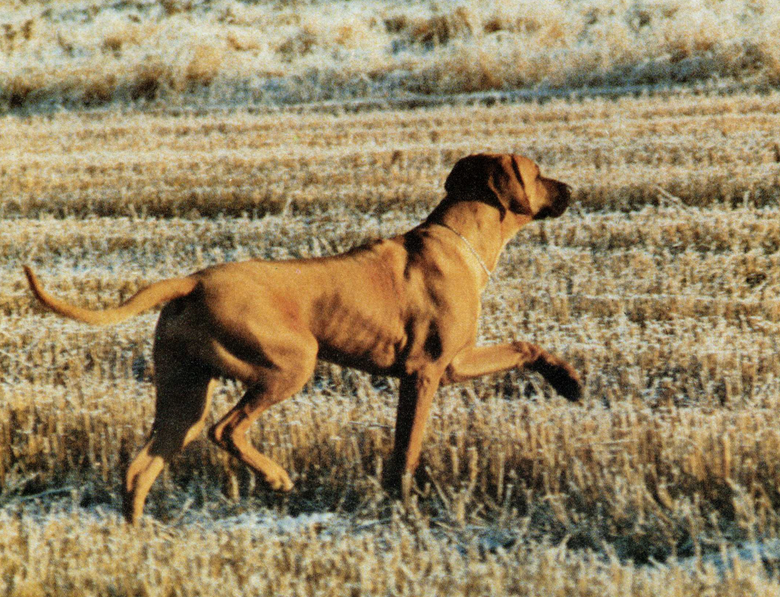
[{"left": 444, "top": 154, "right": 531, "bottom": 216}]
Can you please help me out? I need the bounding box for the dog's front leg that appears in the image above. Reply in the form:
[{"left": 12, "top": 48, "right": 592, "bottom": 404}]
[
  {"left": 383, "top": 369, "right": 442, "bottom": 492},
  {"left": 441, "top": 342, "right": 582, "bottom": 401}
]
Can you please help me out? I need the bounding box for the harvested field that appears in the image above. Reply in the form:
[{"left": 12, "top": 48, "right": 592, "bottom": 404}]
[{"left": 2, "top": 72, "right": 780, "bottom": 595}]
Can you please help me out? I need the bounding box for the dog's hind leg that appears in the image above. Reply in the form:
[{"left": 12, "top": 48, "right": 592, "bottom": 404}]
[
  {"left": 123, "top": 360, "right": 215, "bottom": 525},
  {"left": 208, "top": 340, "right": 317, "bottom": 493}
]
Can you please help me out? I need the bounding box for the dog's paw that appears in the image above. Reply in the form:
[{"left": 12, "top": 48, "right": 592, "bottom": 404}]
[
  {"left": 534, "top": 361, "right": 583, "bottom": 402},
  {"left": 381, "top": 461, "right": 403, "bottom": 495},
  {"left": 549, "top": 371, "right": 583, "bottom": 402},
  {"left": 266, "top": 471, "right": 294, "bottom": 492}
]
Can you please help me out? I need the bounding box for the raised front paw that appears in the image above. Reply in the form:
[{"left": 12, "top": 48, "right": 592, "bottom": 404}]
[
  {"left": 534, "top": 359, "right": 583, "bottom": 402},
  {"left": 549, "top": 368, "right": 583, "bottom": 402}
]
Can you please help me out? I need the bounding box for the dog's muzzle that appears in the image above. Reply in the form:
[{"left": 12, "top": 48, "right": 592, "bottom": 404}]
[{"left": 535, "top": 180, "right": 572, "bottom": 219}]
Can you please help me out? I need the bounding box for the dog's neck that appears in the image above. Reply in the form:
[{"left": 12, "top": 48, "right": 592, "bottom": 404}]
[{"left": 425, "top": 200, "right": 530, "bottom": 274}]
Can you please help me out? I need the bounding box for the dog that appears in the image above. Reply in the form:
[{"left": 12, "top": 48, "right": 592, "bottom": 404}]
[{"left": 24, "top": 153, "right": 581, "bottom": 524}]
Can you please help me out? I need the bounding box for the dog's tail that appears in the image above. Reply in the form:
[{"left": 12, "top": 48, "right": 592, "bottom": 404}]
[{"left": 23, "top": 266, "right": 198, "bottom": 326}]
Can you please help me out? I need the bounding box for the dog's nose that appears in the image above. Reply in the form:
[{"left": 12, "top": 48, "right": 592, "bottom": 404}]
[{"left": 546, "top": 181, "right": 572, "bottom": 218}]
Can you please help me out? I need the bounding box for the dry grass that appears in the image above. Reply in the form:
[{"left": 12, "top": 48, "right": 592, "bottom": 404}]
[
  {"left": 2, "top": 91, "right": 780, "bottom": 593},
  {"left": 2, "top": 0, "right": 780, "bottom": 112}
]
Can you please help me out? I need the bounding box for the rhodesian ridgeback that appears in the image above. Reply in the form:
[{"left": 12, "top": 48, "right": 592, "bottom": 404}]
[{"left": 24, "top": 153, "right": 581, "bottom": 525}]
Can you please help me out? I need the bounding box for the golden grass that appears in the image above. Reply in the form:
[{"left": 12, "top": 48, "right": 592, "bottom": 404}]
[
  {"left": 2, "top": 0, "right": 780, "bottom": 112},
  {"left": 2, "top": 91, "right": 780, "bottom": 593}
]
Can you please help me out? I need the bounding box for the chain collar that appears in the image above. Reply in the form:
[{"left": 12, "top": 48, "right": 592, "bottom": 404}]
[{"left": 435, "top": 223, "right": 492, "bottom": 278}]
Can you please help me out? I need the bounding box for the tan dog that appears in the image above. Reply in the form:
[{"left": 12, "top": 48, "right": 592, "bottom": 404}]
[{"left": 24, "top": 153, "right": 581, "bottom": 525}]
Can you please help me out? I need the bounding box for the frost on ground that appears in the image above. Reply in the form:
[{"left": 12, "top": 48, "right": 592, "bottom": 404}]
[{"left": 2, "top": 0, "right": 780, "bottom": 112}]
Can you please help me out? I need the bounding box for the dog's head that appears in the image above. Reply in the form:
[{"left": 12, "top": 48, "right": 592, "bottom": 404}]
[{"left": 444, "top": 154, "right": 571, "bottom": 220}]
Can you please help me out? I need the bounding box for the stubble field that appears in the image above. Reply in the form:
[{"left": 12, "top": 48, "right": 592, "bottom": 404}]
[{"left": 1, "top": 89, "right": 780, "bottom": 595}]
